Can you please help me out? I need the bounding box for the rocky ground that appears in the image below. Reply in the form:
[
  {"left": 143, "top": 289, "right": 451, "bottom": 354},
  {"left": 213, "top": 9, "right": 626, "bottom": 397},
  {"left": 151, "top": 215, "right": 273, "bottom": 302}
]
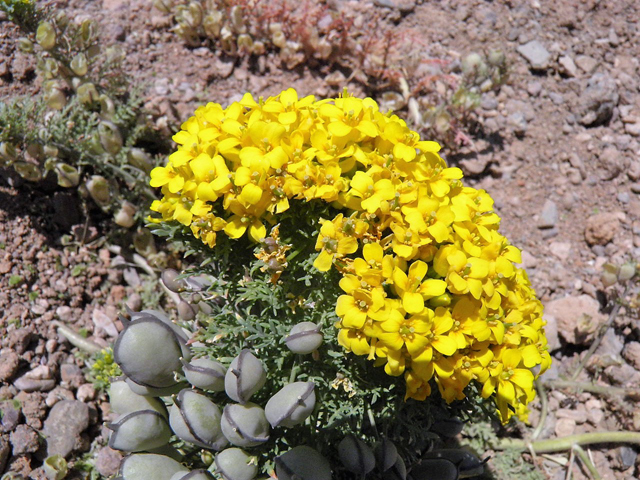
[{"left": 1, "top": 0, "right": 640, "bottom": 479}]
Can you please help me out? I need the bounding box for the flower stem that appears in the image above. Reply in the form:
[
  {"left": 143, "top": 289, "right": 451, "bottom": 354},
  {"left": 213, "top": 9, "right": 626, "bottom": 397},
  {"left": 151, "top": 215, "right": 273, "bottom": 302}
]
[
  {"left": 495, "top": 431, "right": 640, "bottom": 453},
  {"left": 572, "top": 445, "right": 601, "bottom": 480}
]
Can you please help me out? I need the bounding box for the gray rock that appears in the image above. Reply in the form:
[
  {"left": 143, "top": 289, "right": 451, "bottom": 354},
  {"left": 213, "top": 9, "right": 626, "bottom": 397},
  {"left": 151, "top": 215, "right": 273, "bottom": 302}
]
[
  {"left": 549, "top": 92, "right": 564, "bottom": 105},
  {"left": 556, "top": 408, "right": 588, "bottom": 424},
  {"left": 538, "top": 200, "right": 558, "bottom": 229},
  {"left": 60, "top": 363, "right": 85, "bottom": 389},
  {"left": 617, "top": 192, "right": 630, "bottom": 203},
  {"left": 577, "top": 74, "right": 619, "bottom": 126},
  {"left": 13, "top": 376, "right": 56, "bottom": 393},
  {"left": 622, "top": 341, "right": 640, "bottom": 370},
  {"left": 0, "top": 352, "right": 20, "bottom": 383},
  {"left": 10, "top": 425, "right": 40, "bottom": 455},
  {"left": 558, "top": 55, "right": 578, "bottom": 77},
  {"left": 604, "top": 363, "right": 640, "bottom": 387},
  {"left": 625, "top": 122, "right": 640, "bottom": 137},
  {"left": 542, "top": 315, "right": 561, "bottom": 351},
  {"left": 508, "top": 112, "right": 527, "bottom": 135},
  {"left": 517, "top": 40, "right": 551, "bottom": 69},
  {"left": 548, "top": 241, "right": 571, "bottom": 261},
  {"left": 373, "top": 0, "right": 415, "bottom": 12},
  {"left": 526, "top": 81, "right": 542, "bottom": 96},
  {"left": 43, "top": 400, "right": 90, "bottom": 458}
]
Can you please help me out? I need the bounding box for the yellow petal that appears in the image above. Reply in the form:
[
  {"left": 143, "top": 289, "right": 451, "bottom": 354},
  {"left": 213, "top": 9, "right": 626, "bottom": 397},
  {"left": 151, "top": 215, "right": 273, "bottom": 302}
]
[
  {"left": 313, "top": 250, "right": 333, "bottom": 272},
  {"left": 402, "top": 292, "right": 424, "bottom": 314},
  {"left": 224, "top": 216, "right": 247, "bottom": 239},
  {"left": 240, "top": 183, "right": 263, "bottom": 205},
  {"left": 248, "top": 219, "right": 266, "bottom": 242}
]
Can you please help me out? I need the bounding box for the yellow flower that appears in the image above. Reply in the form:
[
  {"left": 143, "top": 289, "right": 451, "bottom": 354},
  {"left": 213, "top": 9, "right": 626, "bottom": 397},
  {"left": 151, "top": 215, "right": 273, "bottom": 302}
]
[{"left": 313, "top": 215, "right": 358, "bottom": 271}]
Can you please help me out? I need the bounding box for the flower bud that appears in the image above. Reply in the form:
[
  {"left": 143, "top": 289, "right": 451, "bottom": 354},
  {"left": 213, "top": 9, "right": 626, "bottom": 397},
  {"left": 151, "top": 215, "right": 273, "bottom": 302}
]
[
  {"left": 461, "top": 53, "right": 483, "bottom": 75},
  {"left": 70, "top": 52, "right": 88, "bottom": 76},
  {"left": 272, "top": 30, "right": 286, "bottom": 49},
  {"left": 601, "top": 270, "right": 618, "bottom": 287},
  {"left": 100, "top": 94, "right": 117, "bottom": 120},
  {"left": 53, "top": 163, "right": 79, "bottom": 188},
  {"left": 153, "top": 0, "right": 174, "bottom": 13},
  {"left": 43, "top": 83, "right": 66, "bottom": 109},
  {"left": 114, "top": 316, "right": 185, "bottom": 389},
  {"left": 182, "top": 357, "right": 226, "bottom": 391},
  {"left": 215, "top": 448, "right": 258, "bottom": 480},
  {"left": 265, "top": 381, "right": 316, "bottom": 428},
  {"left": 338, "top": 435, "right": 375, "bottom": 475},
  {"left": 374, "top": 438, "right": 398, "bottom": 472},
  {"left": 275, "top": 446, "right": 331, "bottom": 480},
  {"left": 220, "top": 403, "right": 269, "bottom": 447},
  {"left": 203, "top": 11, "right": 223, "bottom": 38},
  {"left": 162, "top": 269, "right": 185, "bottom": 293},
  {"left": 86, "top": 175, "right": 111, "bottom": 207},
  {"left": 36, "top": 21, "right": 56, "bottom": 50},
  {"left": 133, "top": 228, "right": 157, "bottom": 256},
  {"left": 169, "top": 389, "right": 227, "bottom": 450},
  {"left": 124, "top": 377, "right": 184, "bottom": 397},
  {"left": 0, "top": 142, "right": 17, "bottom": 162},
  {"left": 618, "top": 263, "right": 636, "bottom": 282},
  {"left": 119, "top": 454, "right": 188, "bottom": 480},
  {"left": 13, "top": 162, "right": 42, "bottom": 182},
  {"left": 129, "top": 310, "right": 191, "bottom": 358},
  {"left": 115, "top": 201, "right": 137, "bottom": 228},
  {"left": 229, "top": 6, "right": 245, "bottom": 33},
  {"left": 285, "top": 322, "right": 323, "bottom": 354},
  {"left": 77, "top": 83, "right": 100, "bottom": 104},
  {"left": 108, "top": 379, "right": 168, "bottom": 418},
  {"left": 108, "top": 410, "right": 172, "bottom": 452},
  {"left": 99, "top": 120, "right": 123, "bottom": 155},
  {"left": 43, "top": 455, "right": 68, "bottom": 480},
  {"left": 128, "top": 148, "right": 154, "bottom": 173},
  {"left": 224, "top": 349, "right": 266, "bottom": 404},
  {"left": 80, "top": 19, "right": 96, "bottom": 45},
  {"left": 487, "top": 49, "right": 505, "bottom": 66}
]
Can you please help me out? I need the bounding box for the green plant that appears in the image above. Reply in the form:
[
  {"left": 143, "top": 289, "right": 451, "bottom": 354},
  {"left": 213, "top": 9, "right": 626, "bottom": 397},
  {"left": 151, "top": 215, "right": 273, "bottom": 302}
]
[{"left": 0, "top": 0, "right": 168, "bottom": 229}]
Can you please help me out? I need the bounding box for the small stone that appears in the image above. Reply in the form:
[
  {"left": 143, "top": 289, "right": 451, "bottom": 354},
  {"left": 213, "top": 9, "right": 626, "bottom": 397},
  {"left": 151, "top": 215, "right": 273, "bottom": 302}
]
[
  {"left": 625, "top": 123, "right": 640, "bottom": 137},
  {"left": 0, "top": 352, "right": 20, "bottom": 382},
  {"left": 13, "top": 376, "right": 56, "bottom": 393},
  {"left": 558, "top": 55, "right": 578, "bottom": 77},
  {"left": 556, "top": 408, "right": 588, "bottom": 424},
  {"left": 45, "top": 387, "right": 75, "bottom": 408},
  {"left": 95, "top": 446, "right": 123, "bottom": 477},
  {"left": 575, "top": 55, "right": 598, "bottom": 74},
  {"left": 507, "top": 112, "right": 527, "bottom": 135},
  {"left": 76, "top": 384, "right": 96, "bottom": 402},
  {"left": 0, "top": 402, "right": 21, "bottom": 432},
  {"left": 60, "top": 363, "right": 85, "bottom": 388},
  {"left": 10, "top": 424, "right": 40, "bottom": 455},
  {"left": 372, "top": 0, "right": 415, "bottom": 12},
  {"left": 548, "top": 92, "right": 564, "bottom": 105},
  {"left": 618, "top": 192, "right": 630, "bottom": 203},
  {"left": 459, "top": 157, "right": 490, "bottom": 175},
  {"left": 584, "top": 212, "right": 621, "bottom": 245},
  {"left": 614, "top": 446, "right": 637, "bottom": 470},
  {"left": 92, "top": 308, "right": 119, "bottom": 338},
  {"left": 587, "top": 408, "right": 605, "bottom": 425},
  {"left": 538, "top": 200, "right": 558, "bottom": 229},
  {"left": 542, "top": 315, "right": 561, "bottom": 351},
  {"left": 43, "top": 400, "right": 90, "bottom": 458},
  {"left": 554, "top": 417, "right": 576, "bottom": 437},
  {"left": 604, "top": 363, "right": 640, "bottom": 387},
  {"left": 577, "top": 74, "right": 619, "bottom": 126},
  {"left": 526, "top": 81, "right": 542, "bottom": 96},
  {"left": 622, "top": 341, "right": 640, "bottom": 370},
  {"left": 548, "top": 241, "right": 571, "bottom": 260},
  {"left": 517, "top": 40, "right": 551, "bottom": 70},
  {"left": 544, "top": 295, "right": 606, "bottom": 345},
  {"left": 7, "top": 329, "right": 33, "bottom": 354}
]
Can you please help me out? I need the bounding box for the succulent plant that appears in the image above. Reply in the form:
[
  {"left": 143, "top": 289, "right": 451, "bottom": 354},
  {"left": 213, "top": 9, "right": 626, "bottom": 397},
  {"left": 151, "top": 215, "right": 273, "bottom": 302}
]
[
  {"left": 124, "top": 376, "right": 185, "bottom": 397},
  {"left": 108, "top": 379, "right": 168, "bottom": 418},
  {"left": 409, "top": 458, "right": 459, "bottom": 480},
  {"left": 182, "top": 357, "right": 226, "bottom": 391},
  {"left": 43, "top": 455, "right": 68, "bottom": 480},
  {"left": 338, "top": 435, "right": 375, "bottom": 475},
  {"left": 220, "top": 402, "right": 270, "bottom": 447},
  {"left": 113, "top": 315, "right": 187, "bottom": 390},
  {"left": 108, "top": 410, "right": 172, "bottom": 452},
  {"left": 264, "top": 381, "right": 316, "bottom": 428},
  {"left": 383, "top": 456, "right": 406, "bottom": 480},
  {"left": 420, "top": 449, "right": 487, "bottom": 478},
  {"left": 275, "top": 446, "right": 332, "bottom": 480},
  {"left": 224, "top": 349, "right": 266, "bottom": 404},
  {"left": 215, "top": 448, "right": 258, "bottom": 480},
  {"left": 285, "top": 322, "right": 323, "bottom": 354},
  {"left": 118, "top": 454, "right": 188, "bottom": 480},
  {"left": 169, "top": 389, "right": 227, "bottom": 450}
]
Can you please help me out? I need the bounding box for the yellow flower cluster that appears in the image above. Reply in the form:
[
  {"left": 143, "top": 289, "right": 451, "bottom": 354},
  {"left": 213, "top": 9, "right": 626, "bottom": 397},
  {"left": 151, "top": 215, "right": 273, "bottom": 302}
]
[{"left": 150, "top": 88, "right": 551, "bottom": 422}]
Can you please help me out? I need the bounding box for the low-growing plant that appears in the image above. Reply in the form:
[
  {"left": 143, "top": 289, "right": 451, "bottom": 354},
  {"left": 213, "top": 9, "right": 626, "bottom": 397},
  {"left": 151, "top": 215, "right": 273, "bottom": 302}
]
[
  {"left": 105, "top": 89, "right": 550, "bottom": 479},
  {"left": 0, "top": 0, "right": 167, "bottom": 229}
]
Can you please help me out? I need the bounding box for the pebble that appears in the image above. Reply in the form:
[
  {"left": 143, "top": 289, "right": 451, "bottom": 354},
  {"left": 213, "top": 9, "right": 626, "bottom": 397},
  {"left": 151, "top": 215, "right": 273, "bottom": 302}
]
[
  {"left": 76, "top": 384, "right": 96, "bottom": 403},
  {"left": 542, "top": 315, "right": 561, "bottom": 351},
  {"left": 507, "top": 112, "right": 527, "bottom": 135},
  {"left": 0, "top": 352, "right": 20, "bottom": 382},
  {"left": 554, "top": 417, "right": 576, "bottom": 437},
  {"left": 584, "top": 212, "right": 621, "bottom": 246},
  {"left": 45, "top": 387, "right": 75, "bottom": 408},
  {"left": 537, "top": 200, "right": 558, "bottom": 229},
  {"left": 0, "top": 402, "right": 21, "bottom": 433},
  {"left": 60, "top": 364, "right": 85, "bottom": 388},
  {"left": 625, "top": 122, "right": 640, "bottom": 137},
  {"left": 13, "top": 375, "right": 56, "bottom": 393},
  {"left": 526, "top": 81, "right": 542, "bottom": 96},
  {"left": 517, "top": 40, "right": 551, "bottom": 70},
  {"left": 618, "top": 192, "right": 630, "bottom": 203},
  {"left": 558, "top": 55, "right": 578, "bottom": 77},
  {"left": 548, "top": 92, "right": 564, "bottom": 105},
  {"left": 96, "top": 447, "right": 123, "bottom": 477},
  {"left": 575, "top": 55, "right": 598, "bottom": 73},
  {"left": 587, "top": 408, "right": 605, "bottom": 425},
  {"left": 10, "top": 425, "right": 40, "bottom": 455},
  {"left": 556, "top": 408, "right": 588, "bottom": 424},
  {"left": 544, "top": 295, "right": 606, "bottom": 345},
  {"left": 548, "top": 241, "right": 571, "bottom": 261},
  {"left": 622, "top": 341, "right": 640, "bottom": 370},
  {"left": 577, "top": 73, "right": 619, "bottom": 126},
  {"left": 43, "top": 400, "right": 90, "bottom": 458}
]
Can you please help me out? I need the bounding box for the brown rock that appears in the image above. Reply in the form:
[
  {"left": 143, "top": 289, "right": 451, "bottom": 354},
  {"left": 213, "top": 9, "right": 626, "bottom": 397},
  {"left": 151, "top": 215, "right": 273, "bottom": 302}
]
[
  {"left": 622, "top": 341, "right": 640, "bottom": 370},
  {"left": 96, "top": 446, "right": 123, "bottom": 477},
  {"left": 554, "top": 417, "right": 576, "bottom": 437},
  {"left": 0, "top": 352, "right": 20, "bottom": 382},
  {"left": 544, "top": 295, "right": 606, "bottom": 345},
  {"left": 584, "top": 213, "right": 621, "bottom": 246},
  {"left": 10, "top": 424, "right": 40, "bottom": 455}
]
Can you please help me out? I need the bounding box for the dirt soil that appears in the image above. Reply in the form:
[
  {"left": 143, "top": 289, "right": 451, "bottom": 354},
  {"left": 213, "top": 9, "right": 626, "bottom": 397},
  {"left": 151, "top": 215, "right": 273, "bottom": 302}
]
[{"left": 1, "top": 0, "right": 640, "bottom": 479}]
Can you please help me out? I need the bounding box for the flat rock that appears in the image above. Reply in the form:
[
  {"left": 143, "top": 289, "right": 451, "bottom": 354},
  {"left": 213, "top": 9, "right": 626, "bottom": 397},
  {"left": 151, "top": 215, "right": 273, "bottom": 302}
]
[
  {"left": 575, "top": 55, "right": 598, "bottom": 73},
  {"left": 517, "top": 40, "right": 551, "bottom": 69},
  {"left": 556, "top": 408, "right": 588, "bottom": 424},
  {"left": 558, "top": 55, "right": 578, "bottom": 77},
  {"left": 544, "top": 295, "right": 606, "bottom": 345},
  {"left": 584, "top": 212, "right": 621, "bottom": 246},
  {"left": 554, "top": 417, "right": 576, "bottom": 437},
  {"left": 13, "top": 376, "right": 56, "bottom": 393},
  {"left": 43, "top": 400, "right": 90, "bottom": 458}
]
